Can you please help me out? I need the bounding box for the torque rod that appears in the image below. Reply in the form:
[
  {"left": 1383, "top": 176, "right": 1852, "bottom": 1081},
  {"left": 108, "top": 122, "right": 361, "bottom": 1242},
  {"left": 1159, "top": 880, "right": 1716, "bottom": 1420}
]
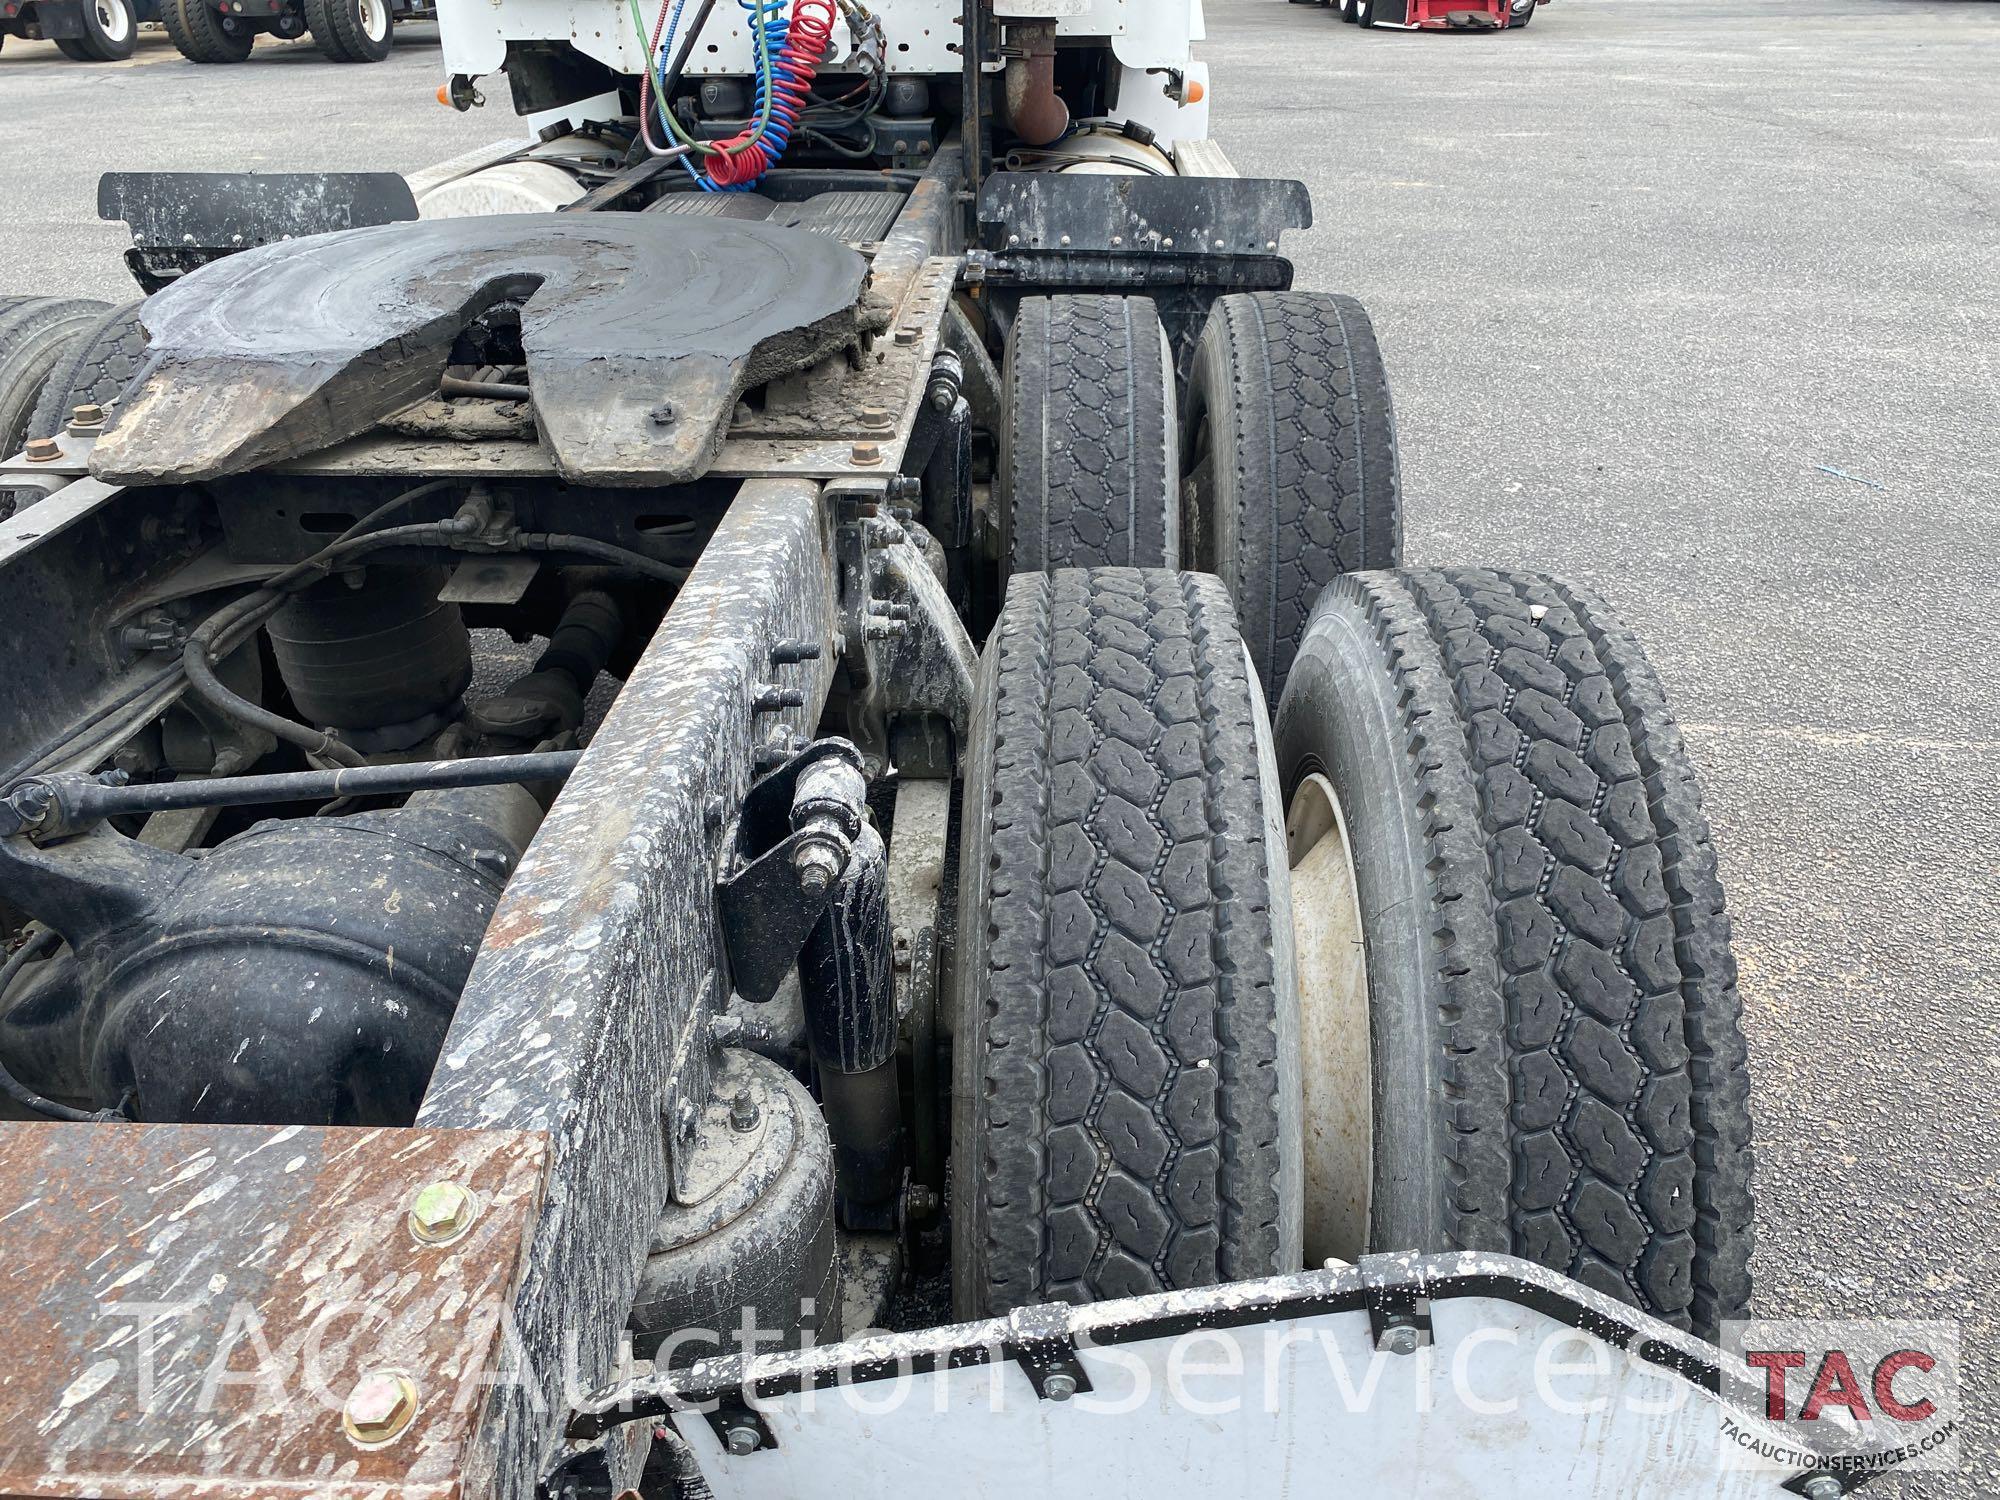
[{"left": 0, "top": 751, "right": 582, "bottom": 835}]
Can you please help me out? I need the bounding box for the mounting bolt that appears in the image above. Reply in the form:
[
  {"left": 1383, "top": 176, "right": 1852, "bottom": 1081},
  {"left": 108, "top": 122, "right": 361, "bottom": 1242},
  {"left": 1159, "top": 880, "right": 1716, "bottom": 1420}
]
[
  {"left": 893, "top": 327, "right": 919, "bottom": 346},
  {"left": 729, "top": 1088, "right": 759, "bottom": 1132},
  {"left": 769, "top": 639, "right": 824, "bottom": 666},
  {"left": 408, "top": 1181, "right": 477, "bottom": 1245},
  {"left": 1380, "top": 1321, "right": 1420, "bottom": 1357},
  {"left": 722, "top": 1420, "right": 761, "bottom": 1456},
  {"left": 1, "top": 781, "right": 54, "bottom": 835},
  {"left": 342, "top": 1370, "right": 419, "bottom": 1446},
  {"left": 648, "top": 402, "right": 676, "bottom": 426},
  {"left": 850, "top": 441, "right": 883, "bottom": 467},
  {"left": 1801, "top": 1479, "right": 1843, "bottom": 1500},
  {"left": 859, "top": 404, "right": 894, "bottom": 431},
  {"left": 793, "top": 839, "right": 845, "bottom": 894},
  {"left": 753, "top": 684, "right": 807, "bottom": 713},
  {"left": 904, "top": 1181, "right": 939, "bottom": 1218},
  {"left": 23, "top": 437, "right": 60, "bottom": 463},
  {"left": 1043, "top": 1372, "right": 1077, "bottom": 1402},
  {"left": 67, "top": 403, "right": 105, "bottom": 432}
]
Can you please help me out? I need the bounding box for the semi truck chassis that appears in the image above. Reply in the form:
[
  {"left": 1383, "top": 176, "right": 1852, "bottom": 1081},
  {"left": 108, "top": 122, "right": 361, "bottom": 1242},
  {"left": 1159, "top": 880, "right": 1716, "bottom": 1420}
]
[{"left": 0, "top": 14, "right": 1876, "bottom": 1495}]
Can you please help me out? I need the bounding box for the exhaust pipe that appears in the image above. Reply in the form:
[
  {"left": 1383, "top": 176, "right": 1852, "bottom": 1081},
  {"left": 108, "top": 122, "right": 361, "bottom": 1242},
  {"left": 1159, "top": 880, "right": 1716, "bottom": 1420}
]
[{"left": 1003, "top": 21, "right": 1069, "bottom": 147}]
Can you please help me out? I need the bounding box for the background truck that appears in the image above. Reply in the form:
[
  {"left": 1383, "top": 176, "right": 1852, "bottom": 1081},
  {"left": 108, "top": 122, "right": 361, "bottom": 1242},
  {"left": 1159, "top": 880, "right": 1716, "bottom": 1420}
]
[
  {"left": 0, "top": 0, "right": 1898, "bottom": 1490},
  {"left": 0, "top": 0, "right": 153, "bottom": 60},
  {"left": 1, "top": 0, "right": 432, "bottom": 62},
  {"left": 1321, "top": 0, "right": 1543, "bottom": 27}
]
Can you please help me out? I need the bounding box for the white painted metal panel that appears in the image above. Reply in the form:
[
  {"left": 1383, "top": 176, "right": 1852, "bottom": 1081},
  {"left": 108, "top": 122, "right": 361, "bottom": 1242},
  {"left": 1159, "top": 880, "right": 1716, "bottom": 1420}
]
[
  {"left": 669, "top": 1296, "right": 1801, "bottom": 1498},
  {"left": 438, "top": 0, "right": 1196, "bottom": 83}
]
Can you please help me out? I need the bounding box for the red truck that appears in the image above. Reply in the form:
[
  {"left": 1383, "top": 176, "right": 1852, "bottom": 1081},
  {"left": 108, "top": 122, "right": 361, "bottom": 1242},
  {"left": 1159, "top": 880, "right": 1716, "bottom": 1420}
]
[{"left": 1333, "top": 0, "right": 1543, "bottom": 26}]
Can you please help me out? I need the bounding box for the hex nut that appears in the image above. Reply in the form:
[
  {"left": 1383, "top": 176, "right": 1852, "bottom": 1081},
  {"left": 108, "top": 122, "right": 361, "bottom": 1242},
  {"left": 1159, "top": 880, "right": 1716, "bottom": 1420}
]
[
  {"left": 859, "top": 404, "right": 894, "bottom": 431},
  {"left": 68, "top": 403, "right": 106, "bottom": 431},
  {"left": 1043, "top": 1372, "right": 1077, "bottom": 1402},
  {"left": 1802, "top": 1480, "right": 1843, "bottom": 1500},
  {"left": 343, "top": 1370, "right": 419, "bottom": 1446},
  {"left": 408, "top": 1181, "right": 477, "bottom": 1245},
  {"left": 850, "top": 441, "right": 883, "bottom": 467},
  {"left": 723, "top": 1421, "right": 761, "bottom": 1456},
  {"left": 23, "top": 437, "right": 60, "bottom": 463},
  {"left": 1381, "top": 1324, "right": 1420, "bottom": 1357}
]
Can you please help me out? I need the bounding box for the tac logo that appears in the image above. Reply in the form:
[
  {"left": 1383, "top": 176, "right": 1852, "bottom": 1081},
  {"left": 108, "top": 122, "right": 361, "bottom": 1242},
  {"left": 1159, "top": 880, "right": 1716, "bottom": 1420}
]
[{"left": 1720, "top": 1320, "right": 1961, "bottom": 1475}]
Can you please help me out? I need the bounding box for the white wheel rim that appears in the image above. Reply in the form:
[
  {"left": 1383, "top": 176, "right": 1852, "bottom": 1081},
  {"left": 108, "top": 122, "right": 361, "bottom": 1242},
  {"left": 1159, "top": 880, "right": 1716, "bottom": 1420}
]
[
  {"left": 1287, "top": 772, "right": 1373, "bottom": 1267},
  {"left": 359, "top": 0, "right": 386, "bottom": 39},
  {"left": 96, "top": 0, "right": 130, "bottom": 41}
]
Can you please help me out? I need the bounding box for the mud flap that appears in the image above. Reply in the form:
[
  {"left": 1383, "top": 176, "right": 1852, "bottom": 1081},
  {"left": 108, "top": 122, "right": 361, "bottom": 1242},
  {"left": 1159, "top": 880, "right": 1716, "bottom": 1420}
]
[{"left": 98, "top": 171, "right": 420, "bottom": 292}]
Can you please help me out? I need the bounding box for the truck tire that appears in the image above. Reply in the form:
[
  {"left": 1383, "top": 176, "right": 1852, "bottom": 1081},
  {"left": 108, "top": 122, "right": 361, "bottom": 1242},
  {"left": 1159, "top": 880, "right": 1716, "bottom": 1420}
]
[
  {"left": 306, "top": 0, "right": 392, "bottom": 62},
  {"left": 953, "top": 567, "right": 1302, "bottom": 1317},
  {"left": 1183, "top": 291, "right": 1401, "bottom": 703},
  {"left": 1337, "top": 0, "right": 1358, "bottom": 17},
  {"left": 998, "top": 295, "right": 1179, "bottom": 577},
  {"left": 162, "top": 0, "right": 254, "bottom": 61},
  {"left": 28, "top": 302, "right": 146, "bottom": 444},
  {"left": 1273, "top": 568, "right": 1754, "bottom": 1338},
  {"left": 55, "top": 0, "right": 137, "bottom": 59},
  {"left": 0, "top": 299, "right": 106, "bottom": 455},
  {"left": 0, "top": 298, "right": 108, "bottom": 520}
]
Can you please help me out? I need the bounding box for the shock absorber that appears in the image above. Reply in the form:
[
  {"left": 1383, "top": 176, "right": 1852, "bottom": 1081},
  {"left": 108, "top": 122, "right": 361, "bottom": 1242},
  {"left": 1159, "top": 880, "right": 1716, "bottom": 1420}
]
[{"left": 701, "top": 0, "right": 836, "bottom": 189}]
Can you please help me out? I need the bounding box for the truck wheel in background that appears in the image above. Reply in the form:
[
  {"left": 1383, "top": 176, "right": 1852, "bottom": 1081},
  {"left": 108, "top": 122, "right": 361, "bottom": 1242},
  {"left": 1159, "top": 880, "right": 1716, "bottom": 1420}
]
[
  {"left": 1273, "top": 568, "right": 1755, "bottom": 1339},
  {"left": 29, "top": 302, "right": 146, "bottom": 445},
  {"left": 953, "top": 567, "right": 1302, "bottom": 1317},
  {"left": 1356, "top": 0, "right": 1376, "bottom": 22},
  {"left": 998, "top": 294, "right": 1180, "bottom": 577},
  {"left": 162, "top": 0, "right": 255, "bottom": 60},
  {"left": 1511, "top": 0, "right": 1536, "bottom": 23},
  {"left": 1337, "top": 0, "right": 1358, "bottom": 18},
  {"left": 1181, "top": 290, "right": 1401, "bottom": 703},
  {"left": 54, "top": 0, "right": 137, "bottom": 59},
  {"left": 306, "top": 0, "right": 392, "bottom": 62}
]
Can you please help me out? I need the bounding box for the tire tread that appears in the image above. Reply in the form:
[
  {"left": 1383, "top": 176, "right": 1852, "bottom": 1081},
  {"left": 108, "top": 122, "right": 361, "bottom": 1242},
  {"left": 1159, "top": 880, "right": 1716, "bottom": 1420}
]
[
  {"left": 1001, "top": 296, "right": 1178, "bottom": 574},
  {"left": 957, "top": 567, "right": 1289, "bottom": 1315},
  {"left": 1311, "top": 567, "right": 1753, "bottom": 1332}
]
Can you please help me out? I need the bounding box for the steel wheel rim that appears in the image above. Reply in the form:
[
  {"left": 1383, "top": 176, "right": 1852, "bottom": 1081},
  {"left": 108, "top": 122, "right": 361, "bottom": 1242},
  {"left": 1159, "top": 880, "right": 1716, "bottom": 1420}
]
[
  {"left": 358, "top": 0, "right": 387, "bottom": 40},
  {"left": 1286, "top": 772, "right": 1373, "bottom": 1267},
  {"left": 95, "top": 0, "right": 130, "bottom": 41}
]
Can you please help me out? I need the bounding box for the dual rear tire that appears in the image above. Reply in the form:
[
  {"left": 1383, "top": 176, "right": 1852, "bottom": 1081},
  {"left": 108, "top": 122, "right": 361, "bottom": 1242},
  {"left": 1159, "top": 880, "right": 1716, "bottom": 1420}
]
[
  {"left": 161, "top": 0, "right": 255, "bottom": 61},
  {"left": 961, "top": 300, "right": 1753, "bottom": 1335},
  {"left": 954, "top": 565, "right": 1756, "bottom": 1339},
  {"left": 999, "top": 288, "right": 1402, "bottom": 701},
  {"left": 306, "top": 0, "right": 393, "bottom": 62},
  {"left": 159, "top": 0, "right": 389, "bottom": 62}
]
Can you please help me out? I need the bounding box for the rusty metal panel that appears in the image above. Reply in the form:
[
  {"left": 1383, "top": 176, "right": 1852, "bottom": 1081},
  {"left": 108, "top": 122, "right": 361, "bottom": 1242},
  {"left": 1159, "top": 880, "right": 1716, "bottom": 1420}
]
[{"left": 0, "top": 1121, "right": 547, "bottom": 1500}]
